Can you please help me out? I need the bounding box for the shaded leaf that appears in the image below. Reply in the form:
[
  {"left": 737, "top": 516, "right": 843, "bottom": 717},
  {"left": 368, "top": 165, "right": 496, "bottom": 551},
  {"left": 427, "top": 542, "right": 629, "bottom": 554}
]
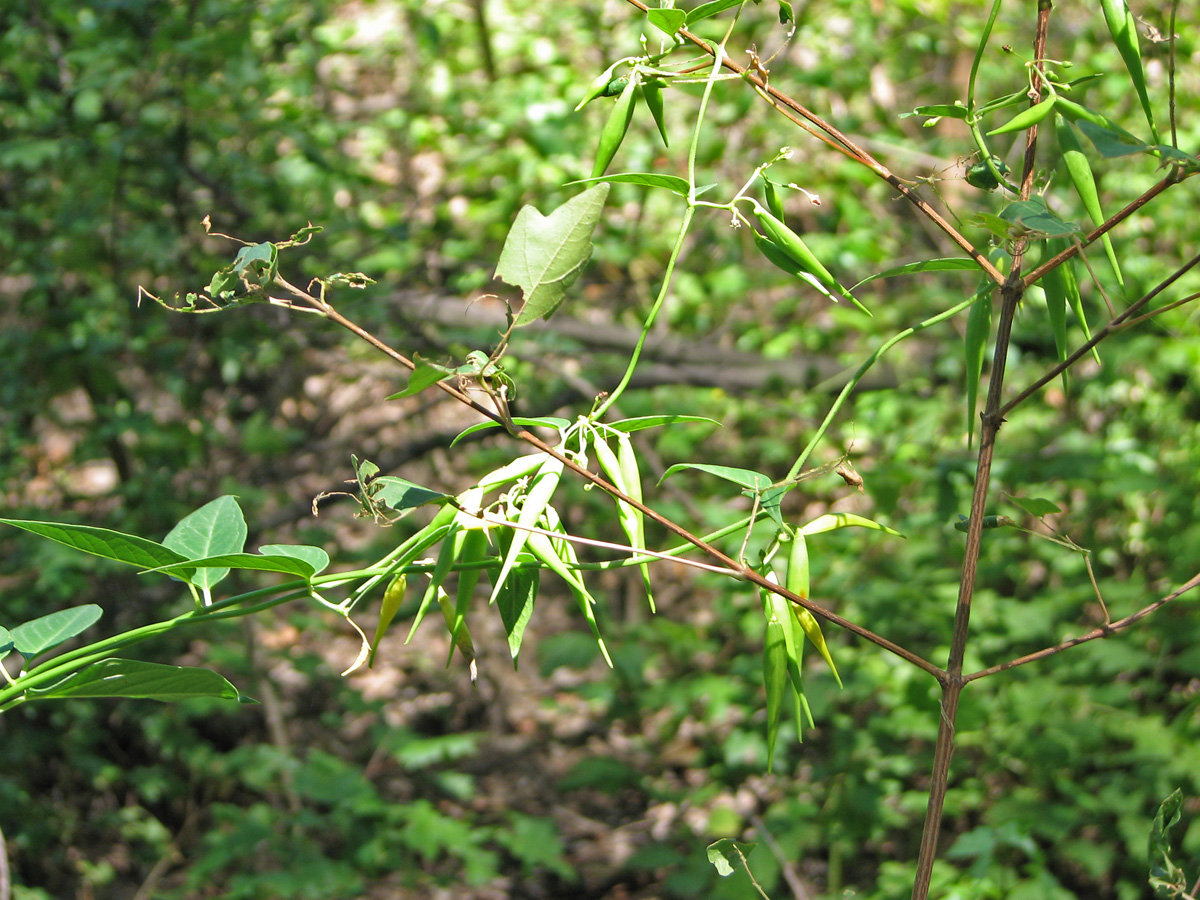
[
  {"left": 606, "top": 415, "right": 720, "bottom": 433},
  {"left": 0, "top": 519, "right": 192, "bottom": 577},
  {"left": 144, "top": 553, "right": 316, "bottom": 579},
  {"left": 29, "top": 658, "right": 245, "bottom": 703},
  {"left": 1007, "top": 496, "right": 1061, "bottom": 518},
  {"left": 853, "top": 258, "right": 981, "bottom": 289},
  {"left": 451, "top": 417, "right": 570, "bottom": 447}
]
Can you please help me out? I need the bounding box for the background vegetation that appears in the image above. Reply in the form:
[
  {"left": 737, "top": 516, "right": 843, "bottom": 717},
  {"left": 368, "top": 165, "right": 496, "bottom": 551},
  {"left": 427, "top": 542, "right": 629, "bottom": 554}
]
[{"left": 1, "top": 0, "right": 1198, "bottom": 898}]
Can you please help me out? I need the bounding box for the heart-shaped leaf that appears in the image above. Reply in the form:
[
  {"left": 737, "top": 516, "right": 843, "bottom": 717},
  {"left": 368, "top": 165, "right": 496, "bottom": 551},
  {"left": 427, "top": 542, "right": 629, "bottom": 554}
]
[{"left": 496, "top": 184, "right": 610, "bottom": 325}]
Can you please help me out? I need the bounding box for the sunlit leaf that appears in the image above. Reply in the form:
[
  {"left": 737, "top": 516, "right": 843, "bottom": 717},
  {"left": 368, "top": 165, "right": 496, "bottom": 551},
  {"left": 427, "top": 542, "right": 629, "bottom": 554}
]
[
  {"left": 496, "top": 183, "right": 611, "bottom": 325},
  {"left": 10, "top": 605, "right": 103, "bottom": 659}
]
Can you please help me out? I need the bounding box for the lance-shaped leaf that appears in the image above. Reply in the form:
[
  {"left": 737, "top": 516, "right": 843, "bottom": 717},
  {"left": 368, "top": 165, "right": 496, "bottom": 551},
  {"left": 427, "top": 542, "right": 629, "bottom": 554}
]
[
  {"left": 496, "top": 183, "right": 611, "bottom": 326},
  {"left": 144, "top": 553, "right": 317, "bottom": 580},
  {"left": 29, "top": 658, "right": 246, "bottom": 703},
  {"left": 492, "top": 527, "right": 539, "bottom": 663},
  {"left": 259, "top": 544, "right": 330, "bottom": 576},
  {"left": 9, "top": 605, "right": 103, "bottom": 660},
  {"left": 0, "top": 519, "right": 192, "bottom": 577}
]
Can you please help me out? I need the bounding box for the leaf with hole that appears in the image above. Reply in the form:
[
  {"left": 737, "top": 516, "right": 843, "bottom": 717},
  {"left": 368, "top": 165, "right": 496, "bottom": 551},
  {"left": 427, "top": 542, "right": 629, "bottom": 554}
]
[{"left": 495, "top": 184, "right": 611, "bottom": 325}]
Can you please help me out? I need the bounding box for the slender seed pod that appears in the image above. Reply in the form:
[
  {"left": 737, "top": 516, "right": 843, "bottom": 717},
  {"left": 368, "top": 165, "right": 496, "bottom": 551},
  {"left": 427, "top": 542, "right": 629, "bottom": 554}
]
[
  {"left": 591, "top": 76, "right": 638, "bottom": 178},
  {"left": 785, "top": 532, "right": 842, "bottom": 686},
  {"left": 1099, "top": 0, "right": 1159, "bottom": 143},
  {"left": 763, "top": 598, "right": 790, "bottom": 768},
  {"left": 1054, "top": 114, "right": 1123, "bottom": 286},
  {"left": 369, "top": 574, "right": 407, "bottom": 667},
  {"left": 764, "top": 178, "right": 786, "bottom": 221},
  {"left": 575, "top": 67, "right": 618, "bottom": 112},
  {"left": 986, "top": 94, "right": 1057, "bottom": 136},
  {"left": 641, "top": 80, "right": 669, "bottom": 147},
  {"left": 753, "top": 205, "right": 871, "bottom": 315}
]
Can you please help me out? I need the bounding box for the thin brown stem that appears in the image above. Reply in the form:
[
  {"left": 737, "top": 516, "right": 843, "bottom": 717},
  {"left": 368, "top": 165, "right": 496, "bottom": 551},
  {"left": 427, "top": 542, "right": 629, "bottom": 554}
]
[
  {"left": 280, "top": 279, "right": 943, "bottom": 677},
  {"left": 620, "top": 0, "right": 1004, "bottom": 285},
  {"left": 1000, "top": 251, "right": 1200, "bottom": 419},
  {"left": 964, "top": 571, "right": 1200, "bottom": 682},
  {"left": 911, "top": 6, "right": 1051, "bottom": 897},
  {"left": 1022, "top": 170, "right": 1188, "bottom": 288}
]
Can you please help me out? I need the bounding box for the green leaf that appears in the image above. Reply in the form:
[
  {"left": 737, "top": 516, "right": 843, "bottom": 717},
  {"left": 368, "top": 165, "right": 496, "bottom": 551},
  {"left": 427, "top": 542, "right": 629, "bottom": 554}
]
[
  {"left": 852, "top": 258, "right": 982, "bottom": 289},
  {"left": 163, "top": 496, "right": 248, "bottom": 591},
  {"left": 647, "top": 8, "right": 685, "bottom": 34},
  {"left": 1149, "top": 789, "right": 1186, "bottom": 896},
  {"left": 659, "top": 463, "right": 772, "bottom": 492},
  {"left": 758, "top": 484, "right": 789, "bottom": 530},
  {"left": 388, "top": 354, "right": 453, "bottom": 399},
  {"left": 144, "top": 552, "right": 317, "bottom": 579},
  {"left": 900, "top": 103, "right": 969, "bottom": 120},
  {"left": 368, "top": 477, "right": 456, "bottom": 516},
  {"left": 0, "top": 519, "right": 192, "bottom": 576},
  {"left": 763, "top": 604, "right": 789, "bottom": 768},
  {"left": 493, "top": 529, "right": 539, "bottom": 663},
  {"left": 1007, "top": 496, "right": 1061, "bottom": 518},
  {"left": 606, "top": 414, "right": 721, "bottom": 433},
  {"left": 29, "top": 658, "right": 245, "bottom": 703},
  {"left": 0, "top": 626, "right": 12, "bottom": 658},
  {"left": 10, "top": 605, "right": 103, "bottom": 659},
  {"left": 998, "top": 198, "right": 1080, "bottom": 239},
  {"left": 451, "top": 417, "right": 571, "bottom": 447},
  {"left": 231, "top": 241, "right": 277, "bottom": 279},
  {"left": 1074, "top": 119, "right": 1152, "bottom": 158},
  {"left": 799, "top": 513, "right": 903, "bottom": 537},
  {"left": 706, "top": 838, "right": 758, "bottom": 877},
  {"left": 496, "top": 184, "right": 611, "bottom": 325},
  {"left": 686, "top": 0, "right": 744, "bottom": 24},
  {"left": 259, "top": 544, "right": 330, "bottom": 576},
  {"left": 964, "top": 283, "right": 993, "bottom": 447},
  {"left": 567, "top": 172, "right": 690, "bottom": 196}
]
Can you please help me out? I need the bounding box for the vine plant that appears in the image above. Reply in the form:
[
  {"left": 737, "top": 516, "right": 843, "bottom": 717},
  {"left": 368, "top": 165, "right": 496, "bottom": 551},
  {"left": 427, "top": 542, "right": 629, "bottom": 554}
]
[{"left": 3, "top": 1, "right": 1199, "bottom": 897}]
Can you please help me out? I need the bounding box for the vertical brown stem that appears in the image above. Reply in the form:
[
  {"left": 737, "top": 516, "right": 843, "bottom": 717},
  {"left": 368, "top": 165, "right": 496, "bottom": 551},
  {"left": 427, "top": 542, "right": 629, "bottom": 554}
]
[{"left": 909, "top": 3, "right": 1052, "bottom": 897}]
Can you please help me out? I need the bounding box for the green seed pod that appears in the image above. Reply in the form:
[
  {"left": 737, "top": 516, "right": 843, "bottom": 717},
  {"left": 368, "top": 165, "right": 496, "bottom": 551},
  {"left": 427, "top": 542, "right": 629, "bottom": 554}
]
[
  {"left": 753, "top": 206, "right": 871, "bottom": 315},
  {"left": 591, "top": 76, "right": 638, "bottom": 178},
  {"left": 965, "top": 156, "right": 1010, "bottom": 191},
  {"left": 575, "top": 69, "right": 617, "bottom": 112},
  {"left": 986, "top": 94, "right": 1057, "bottom": 136},
  {"left": 641, "top": 80, "right": 669, "bottom": 147},
  {"left": 603, "top": 75, "right": 631, "bottom": 97},
  {"left": 764, "top": 178, "right": 786, "bottom": 220}
]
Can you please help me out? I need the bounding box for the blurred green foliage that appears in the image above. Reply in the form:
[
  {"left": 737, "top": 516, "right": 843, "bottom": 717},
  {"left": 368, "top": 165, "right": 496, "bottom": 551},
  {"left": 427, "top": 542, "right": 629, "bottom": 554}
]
[{"left": 2, "top": 0, "right": 1199, "bottom": 898}]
